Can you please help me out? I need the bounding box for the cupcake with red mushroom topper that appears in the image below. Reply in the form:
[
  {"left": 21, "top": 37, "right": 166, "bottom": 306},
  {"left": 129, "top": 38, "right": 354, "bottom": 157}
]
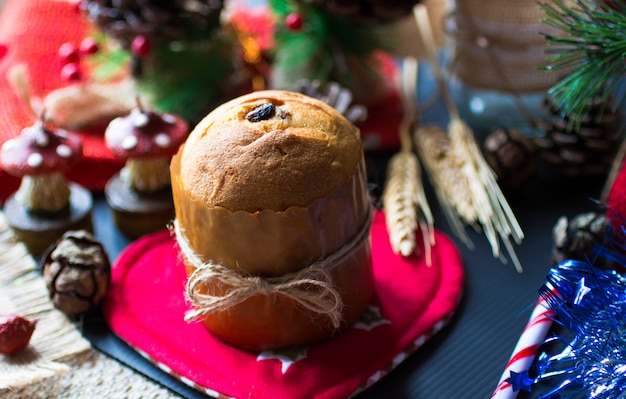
[
  {"left": 0, "top": 118, "right": 93, "bottom": 256},
  {"left": 104, "top": 98, "right": 188, "bottom": 238}
]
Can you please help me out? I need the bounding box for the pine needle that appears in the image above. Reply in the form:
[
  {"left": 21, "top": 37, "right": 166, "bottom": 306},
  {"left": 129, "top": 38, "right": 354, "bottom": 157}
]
[
  {"left": 382, "top": 57, "right": 434, "bottom": 262},
  {"left": 414, "top": 5, "right": 524, "bottom": 271},
  {"left": 540, "top": 0, "right": 626, "bottom": 122}
]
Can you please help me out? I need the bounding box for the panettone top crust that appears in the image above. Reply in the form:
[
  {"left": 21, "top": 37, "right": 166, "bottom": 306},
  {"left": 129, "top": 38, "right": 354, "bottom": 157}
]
[{"left": 174, "top": 90, "right": 363, "bottom": 212}]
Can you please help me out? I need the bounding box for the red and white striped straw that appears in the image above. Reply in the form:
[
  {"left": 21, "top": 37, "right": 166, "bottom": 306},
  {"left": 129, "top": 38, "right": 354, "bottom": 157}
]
[{"left": 491, "top": 295, "right": 554, "bottom": 399}]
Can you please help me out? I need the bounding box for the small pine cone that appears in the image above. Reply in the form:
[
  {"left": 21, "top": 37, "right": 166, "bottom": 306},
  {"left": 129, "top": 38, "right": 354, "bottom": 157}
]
[
  {"left": 41, "top": 230, "right": 111, "bottom": 317},
  {"left": 551, "top": 212, "right": 608, "bottom": 265},
  {"left": 300, "top": 0, "right": 422, "bottom": 23},
  {"left": 295, "top": 79, "right": 367, "bottom": 124},
  {"left": 534, "top": 96, "right": 624, "bottom": 177},
  {"left": 80, "top": 0, "right": 223, "bottom": 48},
  {"left": 482, "top": 128, "right": 539, "bottom": 189}
]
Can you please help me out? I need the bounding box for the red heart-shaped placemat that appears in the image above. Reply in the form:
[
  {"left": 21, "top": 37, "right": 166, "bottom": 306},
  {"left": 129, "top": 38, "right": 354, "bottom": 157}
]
[{"left": 104, "top": 211, "right": 464, "bottom": 399}]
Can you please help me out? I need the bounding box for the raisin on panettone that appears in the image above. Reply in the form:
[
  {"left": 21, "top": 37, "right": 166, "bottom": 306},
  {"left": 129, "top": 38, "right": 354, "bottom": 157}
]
[{"left": 41, "top": 230, "right": 111, "bottom": 317}]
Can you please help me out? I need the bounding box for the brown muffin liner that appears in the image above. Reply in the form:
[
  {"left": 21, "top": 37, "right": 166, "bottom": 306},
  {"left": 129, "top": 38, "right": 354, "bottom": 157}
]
[{"left": 170, "top": 154, "right": 375, "bottom": 350}]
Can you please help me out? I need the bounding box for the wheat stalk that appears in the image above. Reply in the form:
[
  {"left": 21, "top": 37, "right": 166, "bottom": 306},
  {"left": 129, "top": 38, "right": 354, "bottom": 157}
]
[
  {"left": 383, "top": 151, "right": 435, "bottom": 260},
  {"left": 414, "top": 125, "right": 473, "bottom": 247},
  {"left": 382, "top": 57, "right": 434, "bottom": 262},
  {"left": 413, "top": 5, "right": 524, "bottom": 272}
]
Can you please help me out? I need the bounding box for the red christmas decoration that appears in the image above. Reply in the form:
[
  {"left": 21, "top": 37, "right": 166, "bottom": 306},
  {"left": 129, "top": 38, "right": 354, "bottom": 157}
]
[
  {"left": 58, "top": 42, "right": 79, "bottom": 65},
  {"left": 60, "top": 62, "right": 82, "bottom": 81},
  {"left": 131, "top": 35, "right": 151, "bottom": 58},
  {"left": 0, "top": 314, "right": 37, "bottom": 355},
  {"left": 285, "top": 12, "right": 304, "bottom": 31},
  {"left": 79, "top": 37, "right": 99, "bottom": 55}
]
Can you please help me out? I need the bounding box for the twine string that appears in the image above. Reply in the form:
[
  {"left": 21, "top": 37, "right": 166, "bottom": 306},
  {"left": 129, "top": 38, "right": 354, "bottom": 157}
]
[{"left": 174, "top": 209, "right": 373, "bottom": 329}]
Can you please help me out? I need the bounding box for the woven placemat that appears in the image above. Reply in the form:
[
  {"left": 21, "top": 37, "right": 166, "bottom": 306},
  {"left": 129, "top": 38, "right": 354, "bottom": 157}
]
[{"left": 0, "top": 212, "right": 181, "bottom": 399}]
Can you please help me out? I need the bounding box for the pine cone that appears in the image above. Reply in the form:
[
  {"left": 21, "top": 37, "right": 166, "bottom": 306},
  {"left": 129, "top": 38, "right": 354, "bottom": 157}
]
[
  {"left": 300, "top": 0, "right": 422, "bottom": 23},
  {"left": 40, "top": 230, "right": 111, "bottom": 317},
  {"left": 534, "top": 96, "right": 624, "bottom": 177},
  {"left": 295, "top": 79, "right": 367, "bottom": 124},
  {"left": 482, "top": 128, "right": 539, "bottom": 189},
  {"left": 551, "top": 212, "right": 608, "bottom": 265},
  {"left": 80, "top": 0, "right": 223, "bottom": 48}
]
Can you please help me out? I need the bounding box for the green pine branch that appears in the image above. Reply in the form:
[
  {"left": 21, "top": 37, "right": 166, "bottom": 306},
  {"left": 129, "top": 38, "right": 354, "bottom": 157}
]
[
  {"left": 136, "top": 33, "right": 236, "bottom": 123},
  {"left": 540, "top": 0, "right": 626, "bottom": 121},
  {"left": 269, "top": 0, "right": 392, "bottom": 91}
]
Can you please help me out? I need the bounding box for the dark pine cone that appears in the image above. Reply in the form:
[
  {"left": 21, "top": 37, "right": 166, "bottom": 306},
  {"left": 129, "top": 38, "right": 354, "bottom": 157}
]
[
  {"left": 80, "top": 0, "right": 223, "bottom": 48},
  {"left": 41, "top": 230, "right": 111, "bottom": 317},
  {"left": 534, "top": 95, "right": 624, "bottom": 177},
  {"left": 300, "top": 0, "right": 422, "bottom": 23},
  {"left": 482, "top": 128, "right": 539, "bottom": 189},
  {"left": 551, "top": 212, "right": 608, "bottom": 266}
]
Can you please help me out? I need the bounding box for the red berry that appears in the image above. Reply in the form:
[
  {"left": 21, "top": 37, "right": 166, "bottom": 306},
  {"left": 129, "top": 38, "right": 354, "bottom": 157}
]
[
  {"left": 60, "top": 62, "right": 82, "bottom": 82},
  {"left": 285, "top": 13, "right": 304, "bottom": 31},
  {"left": 79, "top": 37, "right": 99, "bottom": 56},
  {"left": 0, "top": 314, "right": 37, "bottom": 355},
  {"left": 58, "top": 42, "right": 80, "bottom": 65},
  {"left": 131, "top": 36, "right": 151, "bottom": 58}
]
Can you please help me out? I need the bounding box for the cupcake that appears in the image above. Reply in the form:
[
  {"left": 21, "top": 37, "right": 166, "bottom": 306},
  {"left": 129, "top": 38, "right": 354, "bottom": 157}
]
[{"left": 170, "top": 90, "right": 374, "bottom": 350}]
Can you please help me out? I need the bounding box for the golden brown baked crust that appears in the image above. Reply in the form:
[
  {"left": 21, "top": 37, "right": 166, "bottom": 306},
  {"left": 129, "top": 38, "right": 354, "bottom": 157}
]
[{"left": 176, "top": 90, "right": 362, "bottom": 212}]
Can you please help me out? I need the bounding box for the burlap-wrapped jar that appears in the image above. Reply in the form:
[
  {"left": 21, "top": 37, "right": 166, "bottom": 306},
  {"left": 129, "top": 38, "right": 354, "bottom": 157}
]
[
  {"left": 170, "top": 90, "right": 374, "bottom": 350},
  {"left": 445, "top": 0, "right": 574, "bottom": 134},
  {"left": 450, "top": 0, "right": 569, "bottom": 93}
]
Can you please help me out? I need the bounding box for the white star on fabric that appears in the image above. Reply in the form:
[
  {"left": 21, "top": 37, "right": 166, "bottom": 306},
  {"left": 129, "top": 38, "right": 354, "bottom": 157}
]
[
  {"left": 352, "top": 306, "right": 391, "bottom": 331},
  {"left": 257, "top": 347, "right": 308, "bottom": 374}
]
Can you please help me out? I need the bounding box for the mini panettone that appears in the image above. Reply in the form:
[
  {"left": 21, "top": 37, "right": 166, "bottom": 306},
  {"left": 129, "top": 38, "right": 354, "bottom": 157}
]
[{"left": 170, "top": 90, "right": 374, "bottom": 350}]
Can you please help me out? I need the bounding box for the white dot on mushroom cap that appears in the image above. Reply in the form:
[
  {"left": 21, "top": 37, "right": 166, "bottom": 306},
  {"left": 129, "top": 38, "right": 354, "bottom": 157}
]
[
  {"left": 27, "top": 152, "right": 43, "bottom": 168},
  {"left": 122, "top": 135, "right": 138, "bottom": 150},
  {"left": 154, "top": 133, "right": 171, "bottom": 148},
  {"left": 35, "top": 134, "right": 50, "bottom": 147},
  {"left": 56, "top": 144, "right": 73, "bottom": 158},
  {"left": 162, "top": 114, "right": 177, "bottom": 125},
  {"left": 131, "top": 109, "right": 149, "bottom": 127},
  {"left": 1, "top": 139, "right": 16, "bottom": 152}
]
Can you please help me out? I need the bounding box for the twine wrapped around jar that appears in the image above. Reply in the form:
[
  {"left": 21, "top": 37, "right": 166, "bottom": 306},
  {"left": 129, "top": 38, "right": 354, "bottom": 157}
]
[{"left": 448, "top": 0, "right": 571, "bottom": 94}]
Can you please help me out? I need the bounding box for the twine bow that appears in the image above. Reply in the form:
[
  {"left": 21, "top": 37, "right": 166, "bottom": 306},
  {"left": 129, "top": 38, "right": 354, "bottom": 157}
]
[{"left": 173, "top": 209, "right": 372, "bottom": 330}]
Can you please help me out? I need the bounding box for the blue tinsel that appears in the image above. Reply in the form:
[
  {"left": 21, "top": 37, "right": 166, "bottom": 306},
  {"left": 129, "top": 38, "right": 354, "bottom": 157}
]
[{"left": 530, "top": 223, "right": 626, "bottom": 398}]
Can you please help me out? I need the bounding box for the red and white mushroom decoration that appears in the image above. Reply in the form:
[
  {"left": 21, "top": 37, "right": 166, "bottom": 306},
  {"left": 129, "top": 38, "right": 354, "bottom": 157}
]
[
  {"left": 105, "top": 103, "right": 188, "bottom": 192},
  {"left": 0, "top": 122, "right": 82, "bottom": 212}
]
